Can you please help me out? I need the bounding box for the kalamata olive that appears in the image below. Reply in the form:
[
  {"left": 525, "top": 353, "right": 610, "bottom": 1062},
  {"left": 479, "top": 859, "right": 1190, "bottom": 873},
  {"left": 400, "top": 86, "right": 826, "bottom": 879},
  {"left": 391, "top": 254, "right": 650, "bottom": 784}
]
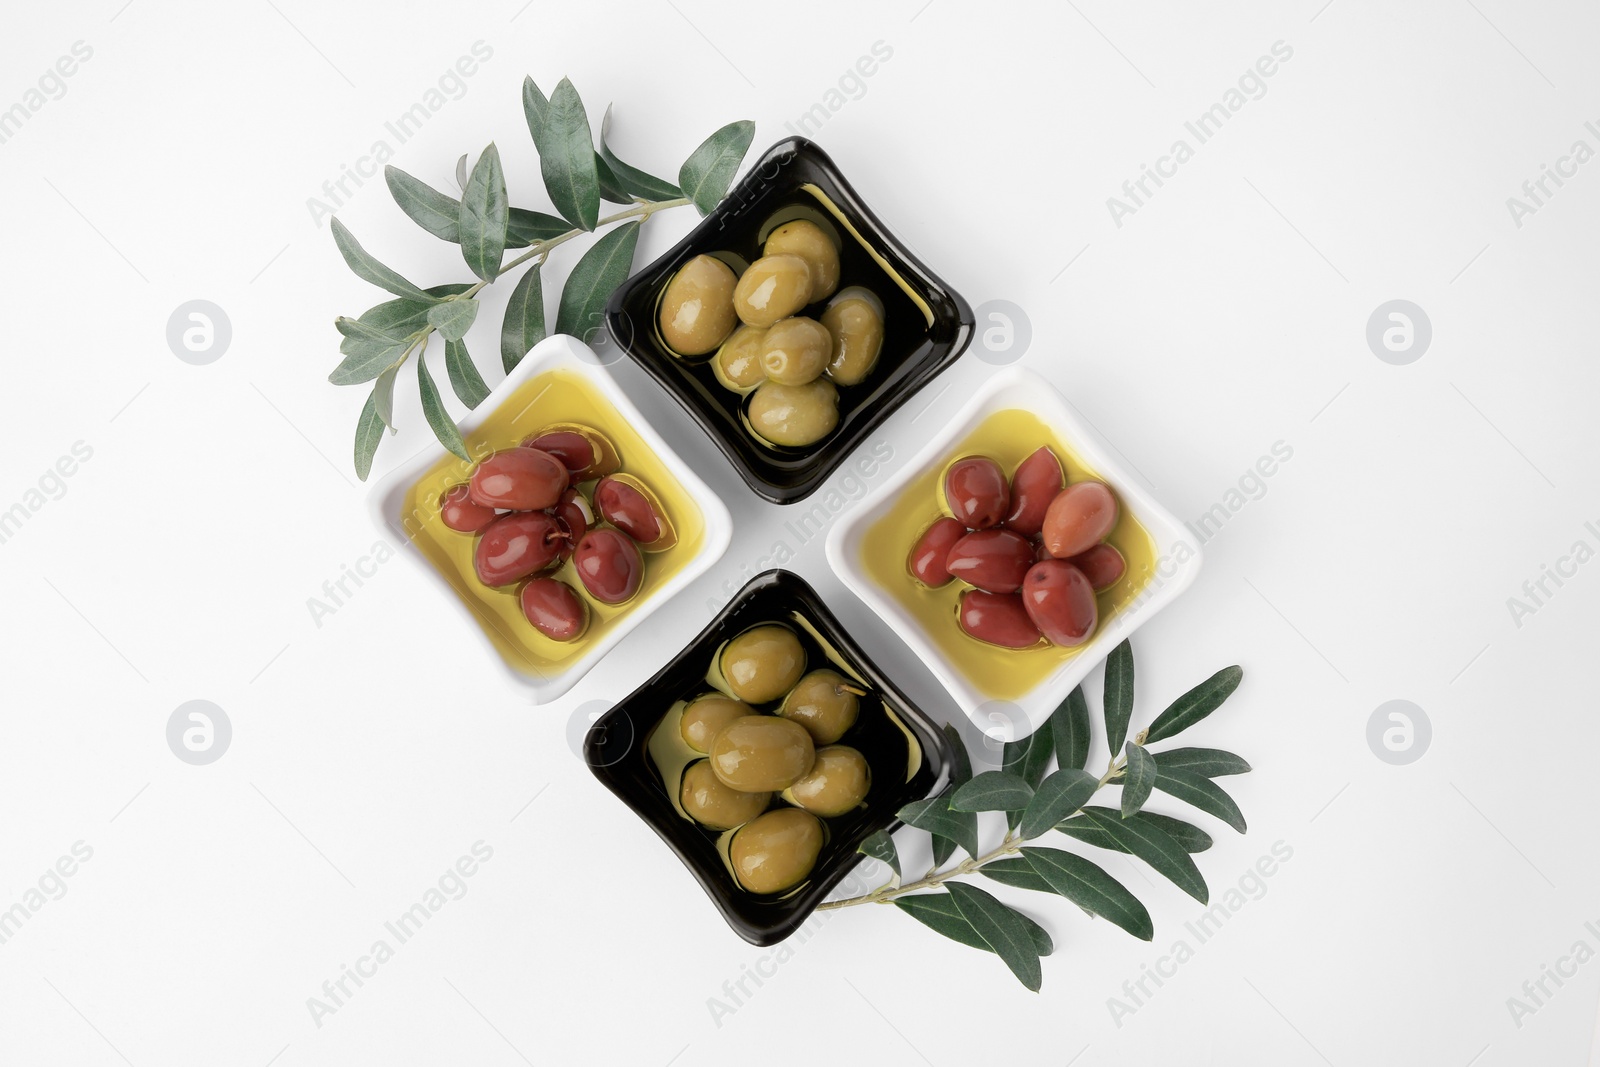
[
  {"left": 680, "top": 760, "right": 770, "bottom": 831},
  {"left": 469, "top": 448, "right": 569, "bottom": 511},
  {"left": 709, "top": 716, "right": 816, "bottom": 791},
  {"left": 714, "top": 324, "right": 768, "bottom": 392},
  {"left": 1036, "top": 541, "right": 1052, "bottom": 563},
  {"left": 909, "top": 517, "right": 966, "bottom": 587},
  {"left": 733, "top": 254, "right": 814, "bottom": 328},
  {"left": 747, "top": 378, "right": 839, "bottom": 448},
  {"left": 778, "top": 669, "right": 861, "bottom": 745},
  {"left": 594, "top": 475, "right": 670, "bottom": 549},
  {"left": 1042, "top": 481, "right": 1120, "bottom": 559},
  {"left": 573, "top": 528, "right": 643, "bottom": 604},
  {"left": 474, "top": 512, "right": 568, "bottom": 586},
  {"left": 523, "top": 425, "right": 618, "bottom": 480},
  {"left": 785, "top": 745, "right": 870, "bottom": 817},
  {"left": 763, "top": 219, "right": 839, "bottom": 300},
  {"left": 551, "top": 488, "right": 591, "bottom": 547},
  {"left": 1020, "top": 560, "right": 1098, "bottom": 647},
  {"left": 1068, "top": 543, "right": 1127, "bottom": 591},
  {"left": 820, "top": 286, "right": 884, "bottom": 386},
  {"left": 944, "top": 456, "right": 1009, "bottom": 529},
  {"left": 957, "top": 589, "right": 1042, "bottom": 649},
  {"left": 730, "top": 808, "right": 824, "bottom": 894},
  {"left": 945, "top": 528, "right": 1036, "bottom": 594},
  {"left": 759, "top": 316, "right": 831, "bottom": 385},
  {"left": 680, "top": 694, "right": 754, "bottom": 753},
  {"left": 519, "top": 577, "right": 588, "bottom": 642},
  {"left": 720, "top": 625, "right": 806, "bottom": 704},
  {"left": 439, "top": 483, "right": 495, "bottom": 533},
  {"left": 1005, "top": 446, "right": 1063, "bottom": 539},
  {"left": 659, "top": 254, "right": 738, "bottom": 355}
]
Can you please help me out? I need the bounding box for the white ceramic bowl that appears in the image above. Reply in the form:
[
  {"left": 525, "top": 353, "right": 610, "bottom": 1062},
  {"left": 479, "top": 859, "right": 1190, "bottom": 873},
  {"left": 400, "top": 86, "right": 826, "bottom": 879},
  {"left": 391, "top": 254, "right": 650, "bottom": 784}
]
[
  {"left": 825, "top": 367, "right": 1202, "bottom": 740},
  {"left": 368, "top": 335, "right": 732, "bottom": 703}
]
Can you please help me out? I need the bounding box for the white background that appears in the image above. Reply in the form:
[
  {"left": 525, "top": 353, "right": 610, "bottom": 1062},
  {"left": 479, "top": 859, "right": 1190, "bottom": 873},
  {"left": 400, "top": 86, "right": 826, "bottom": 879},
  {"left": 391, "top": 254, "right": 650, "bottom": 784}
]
[{"left": 2, "top": 1, "right": 1597, "bottom": 1064}]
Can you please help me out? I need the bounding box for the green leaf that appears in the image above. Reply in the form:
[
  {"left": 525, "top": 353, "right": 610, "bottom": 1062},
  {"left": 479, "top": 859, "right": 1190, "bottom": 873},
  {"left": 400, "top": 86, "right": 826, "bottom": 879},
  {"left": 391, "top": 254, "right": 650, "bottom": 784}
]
[
  {"left": 1080, "top": 806, "right": 1208, "bottom": 903},
  {"left": 1151, "top": 747, "right": 1252, "bottom": 778},
  {"left": 1103, "top": 639, "right": 1135, "bottom": 756},
  {"left": 417, "top": 348, "right": 469, "bottom": 461},
  {"left": 426, "top": 299, "right": 478, "bottom": 342},
  {"left": 950, "top": 771, "right": 1034, "bottom": 813},
  {"left": 555, "top": 220, "right": 638, "bottom": 344},
  {"left": 897, "top": 794, "right": 978, "bottom": 861},
  {"left": 330, "top": 218, "right": 436, "bottom": 303},
  {"left": 1154, "top": 768, "right": 1248, "bottom": 833},
  {"left": 1050, "top": 686, "right": 1092, "bottom": 772},
  {"left": 599, "top": 104, "right": 682, "bottom": 201},
  {"left": 858, "top": 830, "right": 900, "bottom": 881},
  {"left": 946, "top": 882, "right": 1043, "bottom": 991},
  {"left": 980, "top": 857, "right": 1055, "bottom": 894},
  {"left": 385, "top": 166, "right": 463, "bottom": 242},
  {"left": 1002, "top": 728, "right": 1054, "bottom": 829},
  {"left": 444, "top": 337, "right": 489, "bottom": 409},
  {"left": 521, "top": 76, "right": 549, "bottom": 144},
  {"left": 1144, "top": 666, "right": 1245, "bottom": 745},
  {"left": 895, "top": 893, "right": 1051, "bottom": 957},
  {"left": 535, "top": 78, "right": 600, "bottom": 231},
  {"left": 329, "top": 320, "right": 411, "bottom": 385},
  {"left": 1018, "top": 768, "right": 1098, "bottom": 840},
  {"left": 336, "top": 314, "right": 406, "bottom": 353},
  {"left": 373, "top": 362, "right": 400, "bottom": 431},
  {"left": 932, "top": 723, "right": 974, "bottom": 867},
  {"left": 1021, "top": 846, "right": 1154, "bottom": 941},
  {"left": 506, "top": 208, "right": 571, "bottom": 248},
  {"left": 353, "top": 389, "right": 384, "bottom": 481},
  {"left": 594, "top": 153, "right": 633, "bottom": 205},
  {"left": 1055, "top": 816, "right": 1130, "bottom": 853},
  {"left": 501, "top": 263, "right": 545, "bottom": 373},
  {"left": 1121, "top": 742, "right": 1156, "bottom": 818},
  {"left": 678, "top": 119, "right": 755, "bottom": 215},
  {"left": 1134, "top": 812, "right": 1213, "bottom": 853},
  {"left": 459, "top": 145, "right": 509, "bottom": 282},
  {"left": 357, "top": 284, "right": 474, "bottom": 334},
  {"left": 454, "top": 153, "right": 468, "bottom": 191}
]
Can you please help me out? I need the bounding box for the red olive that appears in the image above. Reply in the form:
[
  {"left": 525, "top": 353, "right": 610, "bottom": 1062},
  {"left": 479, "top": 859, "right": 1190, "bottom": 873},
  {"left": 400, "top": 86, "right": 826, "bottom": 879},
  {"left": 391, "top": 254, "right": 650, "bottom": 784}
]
[
  {"left": 957, "top": 590, "right": 1041, "bottom": 649},
  {"left": 945, "top": 528, "right": 1036, "bottom": 594},
  {"left": 944, "top": 456, "right": 1009, "bottom": 529},
  {"left": 594, "top": 475, "right": 667, "bottom": 547},
  {"left": 908, "top": 517, "right": 966, "bottom": 587},
  {"left": 520, "top": 577, "right": 589, "bottom": 642},
  {"left": 1042, "top": 481, "right": 1119, "bottom": 559},
  {"left": 1035, "top": 541, "right": 1052, "bottom": 563},
  {"left": 469, "top": 448, "right": 569, "bottom": 511},
  {"left": 475, "top": 512, "right": 569, "bottom": 587},
  {"left": 574, "top": 528, "right": 643, "bottom": 604},
  {"left": 552, "top": 487, "right": 592, "bottom": 548},
  {"left": 439, "top": 483, "right": 495, "bottom": 533},
  {"left": 1004, "top": 446, "right": 1063, "bottom": 539},
  {"left": 522, "top": 430, "right": 594, "bottom": 475},
  {"left": 1020, "top": 560, "right": 1098, "bottom": 647},
  {"left": 1068, "top": 543, "right": 1126, "bottom": 592}
]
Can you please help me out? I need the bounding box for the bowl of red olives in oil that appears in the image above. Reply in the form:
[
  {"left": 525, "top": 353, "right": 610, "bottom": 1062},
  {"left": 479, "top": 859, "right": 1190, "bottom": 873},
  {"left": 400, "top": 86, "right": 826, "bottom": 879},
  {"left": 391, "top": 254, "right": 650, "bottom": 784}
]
[
  {"left": 584, "top": 570, "right": 954, "bottom": 946},
  {"left": 367, "top": 335, "right": 733, "bottom": 703},
  {"left": 605, "top": 137, "right": 974, "bottom": 504},
  {"left": 826, "top": 367, "right": 1205, "bottom": 740}
]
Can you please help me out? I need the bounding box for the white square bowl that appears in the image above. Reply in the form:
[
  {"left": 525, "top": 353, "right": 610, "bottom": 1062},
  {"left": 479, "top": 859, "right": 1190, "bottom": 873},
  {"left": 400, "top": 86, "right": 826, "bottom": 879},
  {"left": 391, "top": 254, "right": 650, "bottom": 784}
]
[
  {"left": 825, "top": 366, "right": 1203, "bottom": 740},
  {"left": 368, "top": 334, "right": 732, "bottom": 704}
]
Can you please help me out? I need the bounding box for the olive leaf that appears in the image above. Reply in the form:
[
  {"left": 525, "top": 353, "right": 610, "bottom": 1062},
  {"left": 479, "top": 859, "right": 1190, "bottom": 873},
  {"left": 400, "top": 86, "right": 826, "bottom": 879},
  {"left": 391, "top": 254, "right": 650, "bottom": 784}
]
[
  {"left": 1079, "top": 806, "right": 1208, "bottom": 903},
  {"left": 330, "top": 218, "right": 438, "bottom": 303},
  {"left": 373, "top": 363, "right": 400, "bottom": 431},
  {"left": 417, "top": 348, "right": 469, "bottom": 461},
  {"left": 1017, "top": 768, "right": 1098, "bottom": 840},
  {"left": 536, "top": 78, "right": 600, "bottom": 231},
  {"left": 1121, "top": 742, "right": 1156, "bottom": 818},
  {"left": 1135, "top": 812, "right": 1213, "bottom": 853},
  {"left": 555, "top": 220, "right": 638, "bottom": 344},
  {"left": 1144, "top": 666, "right": 1245, "bottom": 744},
  {"left": 1050, "top": 685, "right": 1092, "bottom": 772},
  {"left": 897, "top": 794, "right": 978, "bottom": 861},
  {"left": 501, "top": 262, "right": 545, "bottom": 373},
  {"left": 459, "top": 144, "right": 509, "bottom": 282},
  {"left": 947, "top": 882, "right": 1043, "bottom": 991},
  {"left": 454, "top": 152, "right": 469, "bottom": 191},
  {"left": 679, "top": 120, "right": 755, "bottom": 215},
  {"left": 950, "top": 771, "right": 1033, "bottom": 813},
  {"left": 1103, "top": 639, "right": 1135, "bottom": 756},
  {"left": 1152, "top": 747, "right": 1252, "bottom": 778},
  {"left": 506, "top": 208, "right": 571, "bottom": 248},
  {"left": 858, "top": 830, "right": 900, "bottom": 884},
  {"left": 599, "top": 104, "right": 682, "bottom": 201},
  {"left": 358, "top": 284, "right": 473, "bottom": 334},
  {"left": 426, "top": 299, "right": 478, "bottom": 342},
  {"left": 1055, "top": 815, "right": 1130, "bottom": 853},
  {"left": 594, "top": 153, "right": 633, "bottom": 205},
  {"left": 895, "top": 892, "right": 1052, "bottom": 959},
  {"left": 1154, "top": 768, "right": 1248, "bottom": 833},
  {"left": 1001, "top": 728, "right": 1054, "bottom": 830},
  {"left": 980, "top": 857, "right": 1056, "bottom": 894},
  {"left": 386, "top": 165, "right": 464, "bottom": 242},
  {"left": 329, "top": 319, "right": 412, "bottom": 385},
  {"left": 353, "top": 389, "right": 384, "bottom": 481},
  {"left": 521, "top": 76, "right": 549, "bottom": 144},
  {"left": 932, "top": 723, "right": 974, "bottom": 867},
  {"left": 444, "top": 337, "right": 489, "bottom": 409},
  {"left": 1021, "top": 847, "right": 1154, "bottom": 941}
]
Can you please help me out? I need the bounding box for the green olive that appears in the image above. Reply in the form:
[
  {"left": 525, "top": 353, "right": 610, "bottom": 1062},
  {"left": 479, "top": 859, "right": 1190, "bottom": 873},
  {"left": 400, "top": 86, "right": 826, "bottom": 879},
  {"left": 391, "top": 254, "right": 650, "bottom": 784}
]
[
  {"left": 713, "top": 324, "right": 768, "bottom": 393},
  {"left": 732, "top": 254, "right": 814, "bottom": 328},
  {"left": 709, "top": 715, "right": 815, "bottom": 791},
  {"left": 719, "top": 625, "right": 807, "bottom": 703},
  {"left": 763, "top": 220, "right": 840, "bottom": 301},
  {"left": 730, "top": 808, "right": 824, "bottom": 893},
  {"left": 680, "top": 760, "right": 770, "bottom": 830},
  {"left": 821, "top": 287, "right": 885, "bottom": 386},
  {"left": 777, "top": 668, "right": 861, "bottom": 744},
  {"left": 680, "top": 693, "right": 754, "bottom": 753},
  {"left": 660, "top": 254, "right": 738, "bottom": 356},
  {"left": 759, "top": 317, "right": 831, "bottom": 385},
  {"left": 747, "top": 378, "right": 839, "bottom": 448},
  {"left": 785, "top": 745, "right": 870, "bottom": 817}
]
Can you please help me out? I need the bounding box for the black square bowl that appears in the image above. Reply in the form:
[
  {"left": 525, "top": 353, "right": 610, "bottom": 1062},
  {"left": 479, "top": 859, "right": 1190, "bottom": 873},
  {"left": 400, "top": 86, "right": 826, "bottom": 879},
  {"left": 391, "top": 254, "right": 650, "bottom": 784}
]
[
  {"left": 605, "top": 137, "right": 975, "bottom": 504},
  {"left": 584, "top": 570, "right": 954, "bottom": 945}
]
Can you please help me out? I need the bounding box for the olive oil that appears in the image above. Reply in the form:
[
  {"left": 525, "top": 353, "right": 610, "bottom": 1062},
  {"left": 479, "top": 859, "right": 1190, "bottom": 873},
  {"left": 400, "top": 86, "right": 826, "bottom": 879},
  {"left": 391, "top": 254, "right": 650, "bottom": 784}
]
[
  {"left": 858, "top": 409, "right": 1159, "bottom": 701},
  {"left": 399, "top": 368, "right": 707, "bottom": 676}
]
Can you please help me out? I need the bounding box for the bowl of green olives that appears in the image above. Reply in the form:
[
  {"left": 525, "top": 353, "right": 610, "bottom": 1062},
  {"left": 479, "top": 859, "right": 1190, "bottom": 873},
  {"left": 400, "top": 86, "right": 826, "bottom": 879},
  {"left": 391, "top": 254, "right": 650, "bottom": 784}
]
[
  {"left": 605, "top": 137, "right": 974, "bottom": 504},
  {"left": 583, "top": 570, "right": 954, "bottom": 945}
]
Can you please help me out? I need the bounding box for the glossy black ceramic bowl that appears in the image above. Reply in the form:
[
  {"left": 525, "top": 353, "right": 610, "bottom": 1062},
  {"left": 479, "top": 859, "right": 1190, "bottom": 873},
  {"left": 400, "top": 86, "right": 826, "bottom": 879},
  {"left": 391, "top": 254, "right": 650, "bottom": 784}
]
[
  {"left": 605, "top": 137, "right": 975, "bottom": 504},
  {"left": 584, "top": 570, "right": 954, "bottom": 945}
]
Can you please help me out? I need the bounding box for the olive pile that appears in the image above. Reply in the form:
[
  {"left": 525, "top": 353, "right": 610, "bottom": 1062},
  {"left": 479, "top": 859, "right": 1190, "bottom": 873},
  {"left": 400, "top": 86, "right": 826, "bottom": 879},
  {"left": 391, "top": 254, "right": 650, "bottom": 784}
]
[
  {"left": 437, "top": 424, "right": 674, "bottom": 642},
  {"left": 676, "top": 624, "right": 875, "bottom": 894},
  {"left": 656, "top": 218, "right": 886, "bottom": 449},
  {"left": 909, "top": 447, "right": 1127, "bottom": 649}
]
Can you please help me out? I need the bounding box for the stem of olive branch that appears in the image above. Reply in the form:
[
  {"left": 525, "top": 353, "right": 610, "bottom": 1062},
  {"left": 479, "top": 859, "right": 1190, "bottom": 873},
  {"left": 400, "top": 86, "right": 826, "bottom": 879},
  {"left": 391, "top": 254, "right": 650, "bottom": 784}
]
[{"left": 816, "top": 756, "right": 1127, "bottom": 911}]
